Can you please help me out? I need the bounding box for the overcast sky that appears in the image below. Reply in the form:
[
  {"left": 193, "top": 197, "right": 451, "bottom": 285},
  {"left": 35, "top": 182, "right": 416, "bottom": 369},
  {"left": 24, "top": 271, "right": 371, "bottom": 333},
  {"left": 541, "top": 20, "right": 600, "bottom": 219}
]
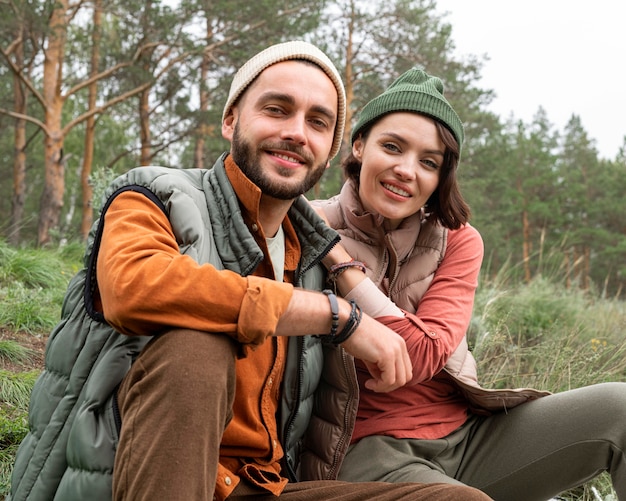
[{"left": 433, "top": 0, "right": 625, "bottom": 159}]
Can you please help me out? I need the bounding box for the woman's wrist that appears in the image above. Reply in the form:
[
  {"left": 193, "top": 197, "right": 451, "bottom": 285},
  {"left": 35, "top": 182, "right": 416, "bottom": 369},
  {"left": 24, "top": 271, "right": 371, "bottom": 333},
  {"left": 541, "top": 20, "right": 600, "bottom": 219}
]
[
  {"left": 321, "top": 244, "right": 353, "bottom": 269},
  {"left": 328, "top": 260, "right": 367, "bottom": 282}
]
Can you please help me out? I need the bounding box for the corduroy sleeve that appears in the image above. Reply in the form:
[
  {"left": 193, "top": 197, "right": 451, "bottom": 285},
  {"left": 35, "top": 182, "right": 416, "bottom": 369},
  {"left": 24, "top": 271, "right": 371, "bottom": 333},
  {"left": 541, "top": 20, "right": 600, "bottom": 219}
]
[{"left": 97, "top": 191, "right": 293, "bottom": 345}]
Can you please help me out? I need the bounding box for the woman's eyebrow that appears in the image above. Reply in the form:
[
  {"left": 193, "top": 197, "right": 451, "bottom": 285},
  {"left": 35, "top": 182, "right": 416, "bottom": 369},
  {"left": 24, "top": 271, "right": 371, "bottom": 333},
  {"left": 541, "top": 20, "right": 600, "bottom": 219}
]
[{"left": 380, "top": 131, "right": 445, "bottom": 156}]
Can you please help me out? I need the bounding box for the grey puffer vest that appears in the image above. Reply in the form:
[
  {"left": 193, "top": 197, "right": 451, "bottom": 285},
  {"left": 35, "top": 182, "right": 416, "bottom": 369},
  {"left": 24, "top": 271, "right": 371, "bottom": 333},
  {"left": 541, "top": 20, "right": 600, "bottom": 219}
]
[{"left": 9, "top": 154, "right": 354, "bottom": 501}]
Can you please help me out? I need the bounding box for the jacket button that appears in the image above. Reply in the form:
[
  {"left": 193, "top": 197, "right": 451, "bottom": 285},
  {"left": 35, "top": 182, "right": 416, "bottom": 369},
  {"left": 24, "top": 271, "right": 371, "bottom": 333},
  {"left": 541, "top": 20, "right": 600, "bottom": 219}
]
[
  {"left": 225, "top": 476, "right": 232, "bottom": 486},
  {"left": 251, "top": 223, "right": 259, "bottom": 232}
]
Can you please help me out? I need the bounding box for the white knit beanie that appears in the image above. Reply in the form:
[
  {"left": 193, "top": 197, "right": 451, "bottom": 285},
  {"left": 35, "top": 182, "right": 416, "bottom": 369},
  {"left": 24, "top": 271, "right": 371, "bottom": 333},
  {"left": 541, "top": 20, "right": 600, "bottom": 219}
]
[{"left": 222, "top": 40, "right": 346, "bottom": 159}]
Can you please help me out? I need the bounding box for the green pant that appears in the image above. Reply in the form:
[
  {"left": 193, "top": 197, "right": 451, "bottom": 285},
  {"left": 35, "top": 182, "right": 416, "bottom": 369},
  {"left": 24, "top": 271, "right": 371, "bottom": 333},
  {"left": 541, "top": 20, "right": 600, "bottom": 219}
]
[{"left": 338, "top": 383, "right": 626, "bottom": 500}]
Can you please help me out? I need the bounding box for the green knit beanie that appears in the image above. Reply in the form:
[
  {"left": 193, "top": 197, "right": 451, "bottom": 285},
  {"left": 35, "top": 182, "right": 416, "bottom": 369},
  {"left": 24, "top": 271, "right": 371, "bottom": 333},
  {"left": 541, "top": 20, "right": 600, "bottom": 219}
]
[{"left": 351, "top": 66, "right": 464, "bottom": 148}]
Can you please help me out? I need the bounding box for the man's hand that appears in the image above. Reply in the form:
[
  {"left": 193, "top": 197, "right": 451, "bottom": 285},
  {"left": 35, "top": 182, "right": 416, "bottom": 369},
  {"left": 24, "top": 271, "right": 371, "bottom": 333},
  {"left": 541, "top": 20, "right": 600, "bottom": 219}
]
[
  {"left": 276, "top": 289, "right": 412, "bottom": 392},
  {"left": 340, "top": 310, "right": 412, "bottom": 393}
]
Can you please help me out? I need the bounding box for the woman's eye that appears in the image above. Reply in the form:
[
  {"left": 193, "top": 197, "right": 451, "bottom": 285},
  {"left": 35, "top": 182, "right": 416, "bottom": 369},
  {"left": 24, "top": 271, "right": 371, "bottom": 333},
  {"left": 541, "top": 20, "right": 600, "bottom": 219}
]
[
  {"left": 422, "top": 159, "right": 439, "bottom": 170},
  {"left": 383, "top": 142, "right": 400, "bottom": 153}
]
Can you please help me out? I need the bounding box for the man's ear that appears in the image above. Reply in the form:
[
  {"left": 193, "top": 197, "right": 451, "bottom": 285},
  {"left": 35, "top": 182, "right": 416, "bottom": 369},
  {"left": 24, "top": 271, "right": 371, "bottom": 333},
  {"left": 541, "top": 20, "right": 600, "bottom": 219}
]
[{"left": 222, "top": 110, "right": 236, "bottom": 141}]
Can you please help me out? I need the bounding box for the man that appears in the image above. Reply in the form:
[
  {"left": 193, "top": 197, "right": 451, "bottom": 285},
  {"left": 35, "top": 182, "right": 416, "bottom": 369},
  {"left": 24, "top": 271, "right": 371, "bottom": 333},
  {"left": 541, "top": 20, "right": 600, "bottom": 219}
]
[{"left": 9, "top": 41, "right": 490, "bottom": 501}]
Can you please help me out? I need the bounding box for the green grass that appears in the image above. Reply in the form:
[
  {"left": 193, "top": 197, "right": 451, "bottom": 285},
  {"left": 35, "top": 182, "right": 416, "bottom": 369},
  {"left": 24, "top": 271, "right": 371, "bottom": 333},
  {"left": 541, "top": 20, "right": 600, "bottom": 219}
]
[
  {"left": 0, "top": 239, "right": 79, "bottom": 333},
  {"left": 0, "top": 341, "right": 32, "bottom": 366},
  {"left": 470, "top": 272, "right": 625, "bottom": 500},
  {"left": 0, "top": 370, "right": 39, "bottom": 494},
  {"left": 0, "top": 238, "right": 79, "bottom": 496},
  {"left": 470, "top": 275, "right": 626, "bottom": 392},
  {"left": 0, "top": 239, "right": 623, "bottom": 499}
]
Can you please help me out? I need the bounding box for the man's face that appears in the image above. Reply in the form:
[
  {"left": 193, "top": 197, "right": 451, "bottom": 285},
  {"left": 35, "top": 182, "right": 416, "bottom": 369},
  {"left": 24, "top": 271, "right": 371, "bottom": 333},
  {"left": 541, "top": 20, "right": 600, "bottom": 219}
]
[{"left": 222, "top": 60, "right": 338, "bottom": 200}]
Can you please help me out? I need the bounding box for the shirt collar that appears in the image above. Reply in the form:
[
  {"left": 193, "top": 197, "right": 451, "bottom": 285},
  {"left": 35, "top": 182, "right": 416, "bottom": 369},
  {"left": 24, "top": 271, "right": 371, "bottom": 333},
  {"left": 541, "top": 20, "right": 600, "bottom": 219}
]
[{"left": 224, "top": 154, "right": 263, "bottom": 223}]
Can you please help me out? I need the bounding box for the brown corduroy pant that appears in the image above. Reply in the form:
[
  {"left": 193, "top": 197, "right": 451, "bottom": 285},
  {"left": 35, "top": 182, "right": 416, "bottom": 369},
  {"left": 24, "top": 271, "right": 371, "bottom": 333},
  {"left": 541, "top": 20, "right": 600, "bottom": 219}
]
[{"left": 112, "top": 329, "right": 491, "bottom": 501}]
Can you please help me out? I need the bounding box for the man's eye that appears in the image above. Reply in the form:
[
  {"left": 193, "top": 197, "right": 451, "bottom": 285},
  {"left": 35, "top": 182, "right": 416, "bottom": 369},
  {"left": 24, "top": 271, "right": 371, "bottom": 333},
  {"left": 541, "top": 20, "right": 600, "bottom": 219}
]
[
  {"left": 265, "top": 106, "right": 285, "bottom": 114},
  {"left": 310, "top": 118, "right": 329, "bottom": 129}
]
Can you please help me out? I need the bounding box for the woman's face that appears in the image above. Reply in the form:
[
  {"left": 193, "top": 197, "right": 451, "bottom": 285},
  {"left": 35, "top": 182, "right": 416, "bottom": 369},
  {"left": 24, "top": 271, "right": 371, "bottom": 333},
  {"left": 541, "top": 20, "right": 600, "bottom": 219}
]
[{"left": 354, "top": 112, "right": 444, "bottom": 229}]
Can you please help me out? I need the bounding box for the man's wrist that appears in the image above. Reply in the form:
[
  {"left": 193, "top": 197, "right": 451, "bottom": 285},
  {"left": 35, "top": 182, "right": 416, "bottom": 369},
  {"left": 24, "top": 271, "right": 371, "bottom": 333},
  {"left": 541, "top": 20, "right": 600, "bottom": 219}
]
[{"left": 319, "top": 290, "right": 362, "bottom": 345}]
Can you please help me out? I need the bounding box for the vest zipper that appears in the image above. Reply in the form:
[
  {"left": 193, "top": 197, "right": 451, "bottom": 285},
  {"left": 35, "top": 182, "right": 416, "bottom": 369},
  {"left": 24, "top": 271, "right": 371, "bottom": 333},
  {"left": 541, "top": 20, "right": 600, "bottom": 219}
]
[
  {"left": 283, "top": 336, "right": 304, "bottom": 482},
  {"left": 112, "top": 387, "right": 122, "bottom": 435},
  {"left": 385, "top": 234, "right": 401, "bottom": 295},
  {"left": 326, "top": 347, "right": 358, "bottom": 479}
]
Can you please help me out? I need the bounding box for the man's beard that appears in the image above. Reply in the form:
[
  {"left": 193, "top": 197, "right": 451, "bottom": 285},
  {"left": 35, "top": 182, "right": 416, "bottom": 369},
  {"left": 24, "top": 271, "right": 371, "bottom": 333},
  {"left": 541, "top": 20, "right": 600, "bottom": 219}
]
[{"left": 231, "top": 123, "right": 328, "bottom": 200}]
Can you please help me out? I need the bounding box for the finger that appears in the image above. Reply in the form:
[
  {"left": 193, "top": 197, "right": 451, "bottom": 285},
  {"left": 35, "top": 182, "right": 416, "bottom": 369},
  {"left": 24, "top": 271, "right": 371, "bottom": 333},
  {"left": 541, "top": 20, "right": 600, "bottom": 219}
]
[
  {"left": 364, "top": 377, "right": 396, "bottom": 393},
  {"left": 391, "top": 336, "right": 412, "bottom": 386},
  {"left": 363, "top": 361, "right": 398, "bottom": 393},
  {"left": 403, "top": 348, "right": 413, "bottom": 382},
  {"left": 361, "top": 362, "right": 386, "bottom": 393}
]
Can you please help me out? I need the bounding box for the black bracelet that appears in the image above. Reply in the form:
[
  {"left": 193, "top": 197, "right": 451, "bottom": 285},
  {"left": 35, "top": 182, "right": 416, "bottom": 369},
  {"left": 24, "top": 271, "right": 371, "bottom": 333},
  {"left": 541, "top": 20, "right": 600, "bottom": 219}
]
[
  {"left": 330, "top": 299, "right": 362, "bottom": 345},
  {"left": 323, "top": 289, "right": 340, "bottom": 337}
]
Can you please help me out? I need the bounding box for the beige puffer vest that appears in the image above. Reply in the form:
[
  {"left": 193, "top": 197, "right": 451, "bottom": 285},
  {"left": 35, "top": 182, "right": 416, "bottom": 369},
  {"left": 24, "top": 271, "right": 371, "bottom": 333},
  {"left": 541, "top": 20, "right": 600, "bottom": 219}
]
[{"left": 313, "top": 180, "right": 549, "bottom": 416}]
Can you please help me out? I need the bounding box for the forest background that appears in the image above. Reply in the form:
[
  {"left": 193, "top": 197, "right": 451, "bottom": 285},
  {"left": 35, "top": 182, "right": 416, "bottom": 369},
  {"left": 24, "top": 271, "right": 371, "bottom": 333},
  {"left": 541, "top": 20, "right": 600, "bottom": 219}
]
[
  {"left": 2, "top": 1, "right": 626, "bottom": 498},
  {"left": 1, "top": 0, "right": 626, "bottom": 297}
]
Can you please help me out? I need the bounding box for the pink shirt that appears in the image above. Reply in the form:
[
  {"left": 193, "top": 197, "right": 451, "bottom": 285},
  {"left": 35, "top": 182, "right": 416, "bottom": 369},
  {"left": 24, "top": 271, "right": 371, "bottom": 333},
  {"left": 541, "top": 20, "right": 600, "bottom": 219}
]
[{"left": 348, "top": 225, "right": 484, "bottom": 441}]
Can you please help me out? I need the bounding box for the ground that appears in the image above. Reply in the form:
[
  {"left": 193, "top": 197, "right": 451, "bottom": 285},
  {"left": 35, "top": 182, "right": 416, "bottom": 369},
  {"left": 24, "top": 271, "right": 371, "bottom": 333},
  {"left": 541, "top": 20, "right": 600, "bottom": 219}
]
[{"left": 0, "top": 328, "right": 47, "bottom": 373}]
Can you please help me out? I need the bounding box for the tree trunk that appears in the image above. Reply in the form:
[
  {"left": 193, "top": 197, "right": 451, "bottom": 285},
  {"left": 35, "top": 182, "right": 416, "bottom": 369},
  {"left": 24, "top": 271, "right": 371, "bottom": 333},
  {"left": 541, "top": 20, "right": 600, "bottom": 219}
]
[
  {"left": 139, "top": 89, "right": 151, "bottom": 165},
  {"left": 39, "top": 130, "right": 66, "bottom": 246},
  {"left": 341, "top": 0, "right": 355, "bottom": 167},
  {"left": 9, "top": 37, "right": 27, "bottom": 245},
  {"left": 80, "top": 0, "right": 102, "bottom": 241},
  {"left": 38, "top": 0, "right": 68, "bottom": 246},
  {"left": 193, "top": 17, "right": 212, "bottom": 170},
  {"left": 563, "top": 251, "right": 571, "bottom": 289},
  {"left": 522, "top": 207, "right": 531, "bottom": 282},
  {"left": 517, "top": 171, "right": 531, "bottom": 283},
  {"left": 581, "top": 245, "right": 591, "bottom": 290}
]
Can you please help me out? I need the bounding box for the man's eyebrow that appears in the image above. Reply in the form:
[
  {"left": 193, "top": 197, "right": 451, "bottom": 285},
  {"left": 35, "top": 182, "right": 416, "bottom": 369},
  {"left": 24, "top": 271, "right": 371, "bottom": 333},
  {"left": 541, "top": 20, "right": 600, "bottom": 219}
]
[
  {"left": 310, "top": 104, "right": 337, "bottom": 124},
  {"left": 258, "top": 91, "right": 336, "bottom": 123}
]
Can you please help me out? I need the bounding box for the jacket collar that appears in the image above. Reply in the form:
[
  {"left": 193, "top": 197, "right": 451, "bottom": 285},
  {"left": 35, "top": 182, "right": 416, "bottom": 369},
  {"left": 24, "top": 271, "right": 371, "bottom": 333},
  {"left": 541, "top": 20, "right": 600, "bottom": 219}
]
[
  {"left": 339, "top": 178, "right": 424, "bottom": 263},
  {"left": 219, "top": 153, "right": 339, "bottom": 281}
]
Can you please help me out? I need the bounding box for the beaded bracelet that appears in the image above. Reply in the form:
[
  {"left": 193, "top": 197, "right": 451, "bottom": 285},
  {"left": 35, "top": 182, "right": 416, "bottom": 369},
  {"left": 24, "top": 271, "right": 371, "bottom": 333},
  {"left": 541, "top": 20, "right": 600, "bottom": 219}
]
[
  {"left": 327, "top": 260, "right": 367, "bottom": 292},
  {"left": 322, "top": 289, "right": 340, "bottom": 337},
  {"left": 328, "top": 259, "right": 367, "bottom": 280},
  {"left": 318, "top": 290, "right": 363, "bottom": 345}
]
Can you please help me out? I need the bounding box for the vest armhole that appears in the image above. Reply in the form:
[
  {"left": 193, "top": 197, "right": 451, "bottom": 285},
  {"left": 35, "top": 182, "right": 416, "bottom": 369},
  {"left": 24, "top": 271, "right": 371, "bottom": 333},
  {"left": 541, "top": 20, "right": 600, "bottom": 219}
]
[{"left": 83, "top": 185, "right": 168, "bottom": 322}]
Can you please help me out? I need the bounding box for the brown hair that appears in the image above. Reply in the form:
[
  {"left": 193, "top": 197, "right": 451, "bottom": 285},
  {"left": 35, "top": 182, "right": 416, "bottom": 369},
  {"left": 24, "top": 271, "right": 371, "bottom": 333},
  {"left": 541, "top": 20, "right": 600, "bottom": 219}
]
[{"left": 343, "top": 117, "right": 471, "bottom": 230}]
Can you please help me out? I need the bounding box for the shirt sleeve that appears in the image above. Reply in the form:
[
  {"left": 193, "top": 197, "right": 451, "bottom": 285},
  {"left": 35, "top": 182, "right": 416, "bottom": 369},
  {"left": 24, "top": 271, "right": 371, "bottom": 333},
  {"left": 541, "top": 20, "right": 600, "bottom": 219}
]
[
  {"left": 345, "top": 278, "right": 404, "bottom": 317},
  {"left": 96, "top": 190, "right": 293, "bottom": 345},
  {"left": 376, "top": 224, "right": 484, "bottom": 383}
]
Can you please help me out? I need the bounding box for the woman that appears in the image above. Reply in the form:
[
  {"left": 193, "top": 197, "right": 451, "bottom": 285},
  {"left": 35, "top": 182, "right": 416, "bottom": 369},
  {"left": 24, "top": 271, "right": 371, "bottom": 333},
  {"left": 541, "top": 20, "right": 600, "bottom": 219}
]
[{"left": 312, "top": 67, "right": 626, "bottom": 500}]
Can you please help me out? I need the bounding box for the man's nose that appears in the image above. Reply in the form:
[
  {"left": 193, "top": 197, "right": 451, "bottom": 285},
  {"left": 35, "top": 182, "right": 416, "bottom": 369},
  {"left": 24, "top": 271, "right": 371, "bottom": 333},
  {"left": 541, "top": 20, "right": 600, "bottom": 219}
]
[{"left": 280, "top": 115, "right": 307, "bottom": 144}]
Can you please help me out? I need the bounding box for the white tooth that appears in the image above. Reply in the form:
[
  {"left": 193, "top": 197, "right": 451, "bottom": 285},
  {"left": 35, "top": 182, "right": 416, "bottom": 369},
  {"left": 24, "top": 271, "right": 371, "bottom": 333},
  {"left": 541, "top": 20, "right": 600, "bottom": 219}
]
[
  {"left": 384, "top": 183, "right": 409, "bottom": 196},
  {"left": 276, "top": 153, "right": 298, "bottom": 162}
]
